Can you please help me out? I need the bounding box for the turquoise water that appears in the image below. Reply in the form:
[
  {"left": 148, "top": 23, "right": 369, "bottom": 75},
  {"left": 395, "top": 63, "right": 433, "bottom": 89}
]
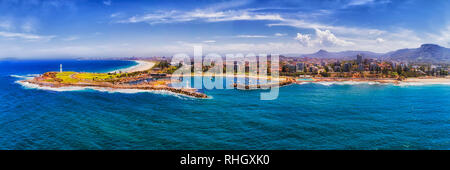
[
  {"left": 1, "top": 60, "right": 449, "bottom": 149},
  {"left": 297, "top": 78, "right": 314, "bottom": 81}
]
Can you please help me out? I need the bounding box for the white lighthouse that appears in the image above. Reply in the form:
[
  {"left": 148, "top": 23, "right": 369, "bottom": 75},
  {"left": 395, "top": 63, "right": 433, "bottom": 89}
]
[{"left": 60, "top": 64, "right": 63, "bottom": 73}]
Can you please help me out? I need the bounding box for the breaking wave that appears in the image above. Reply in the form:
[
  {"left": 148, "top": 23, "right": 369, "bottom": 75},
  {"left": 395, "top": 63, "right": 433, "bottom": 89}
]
[
  {"left": 311, "top": 81, "right": 383, "bottom": 86},
  {"left": 395, "top": 82, "right": 450, "bottom": 86},
  {"left": 10, "top": 74, "right": 39, "bottom": 79},
  {"left": 295, "top": 80, "right": 450, "bottom": 87}
]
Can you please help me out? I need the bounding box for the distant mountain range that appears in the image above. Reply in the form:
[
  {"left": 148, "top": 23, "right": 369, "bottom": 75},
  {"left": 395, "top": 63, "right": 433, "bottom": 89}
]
[
  {"left": 298, "top": 44, "right": 450, "bottom": 63},
  {"left": 299, "top": 49, "right": 382, "bottom": 60},
  {"left": 382, "top": 44, "right": 450, "bottom": 63}
]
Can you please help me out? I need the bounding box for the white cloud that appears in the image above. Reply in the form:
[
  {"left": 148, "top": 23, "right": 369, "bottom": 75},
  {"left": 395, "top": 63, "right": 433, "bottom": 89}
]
[
  {"left": 0, "top": 18, "right": 38, "bottom": 33},
  {"left": 0, "top": 31, "right": 54, "bottom": 41},
  {"left": 295, "top": 29, "right": 353, "bottom": 47},
  {"left": 0, "top": 20, "right": 13, "bottom": 30},
  {"left": 347, "top": 0, "right": 375, "bottom": 6},
  {"left": 315, "top": 29, "right": 354, "bottom": 46},
  {"left": 110, "top": 12, "right": 122, "bottom": 18},
  {"left": 332, "top": 28, "right": 424, "bottom": 53},
  {"left": 388, "top": 28, "right": 421, "bottom": 43},
  {"left": 206, "top": 0, "right": 252, "bottom": 11},
  {"left": 165, "top": 41, "right": 316, "bottom": 55},
  {"left": 21, "top": 23, "right": 34, "bottom": 33},
  {"left": 426, "top": 26, "right": 450, "bottom": 47},
  {"left": 295, "top": 33, "right": 312, "bottom": 47},
  {"left": 203, "top": 40, "right": 216, "bottom": 43},
  {"left": 103, "top": 0, "right": 112, "bottom": 6},
  {"left": 344, "top": 0, "right": 391, "bottom": 7},
  {"left": 62, "top": 36, "right": 80, "bottom": 41},
  {"left": 219, "top": 33, "right": 286, "bottom": 39},
  {"left": 268, "top": 18, "right": 385, "bottom": 37},
  {"left": 115, "top": 4, "right": 391, "bottom": 48},
  {"left": 0, "top": 1, "right": 432, "bottom": 57},
  {"left": 208, "top": 12, "right": 282, "bottom": 22},
  {"left": 376, "top": 38, "right": 385, "bottom": 43},
  {"left": 114, "top": 4, "right": 427, "bottom": 53},
  {"left": 119, "top": 9, "right": 283, "bottom": 24},
  {"left": 21, "top": 19, "right": 37, "bottom": 33},
  {"left": 236, "top": 35, "right": 268, "bottom": 38}
]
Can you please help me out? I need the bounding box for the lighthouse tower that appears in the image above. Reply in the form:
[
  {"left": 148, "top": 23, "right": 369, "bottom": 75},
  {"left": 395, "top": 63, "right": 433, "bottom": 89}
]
[{"left": 60, "top": 64, "right": 63, "bottom": 73}]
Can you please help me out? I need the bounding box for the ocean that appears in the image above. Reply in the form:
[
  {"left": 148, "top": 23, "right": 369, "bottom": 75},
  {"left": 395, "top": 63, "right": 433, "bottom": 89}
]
[{"left": 1, "top": 59, "right": 449, "bottom": 149}]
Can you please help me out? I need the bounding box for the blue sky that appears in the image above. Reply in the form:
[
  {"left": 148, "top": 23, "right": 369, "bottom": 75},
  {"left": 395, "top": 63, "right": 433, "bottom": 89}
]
[{"left": 0, "top": 0, "right": 449, "bottom": 58}]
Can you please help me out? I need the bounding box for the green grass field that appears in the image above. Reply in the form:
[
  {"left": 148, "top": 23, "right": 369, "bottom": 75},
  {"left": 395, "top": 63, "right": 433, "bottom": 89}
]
[
  {"left": 53, "top": 72, "right": 125, "bottom": 84},
  {"left": 55, "top": 72, "right": 79, "bottom": 84},
  {"left": 74, "top": 73, "right": 119, "bottom": 81}
]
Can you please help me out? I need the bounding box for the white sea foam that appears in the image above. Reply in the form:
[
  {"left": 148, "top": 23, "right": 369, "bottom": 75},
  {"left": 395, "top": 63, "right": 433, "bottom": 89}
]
[
  {"left": 90, "top": 87, "right": 151, "bottom": 94},
  {"left": 10, "top": 74, "right": 38, "bottom": 79},
  {"left": 16, "top": 81, "right": 88, "bottom": 91},
  {"left": 315, "top": 82, "right": 334, "bottom": 86},
  {"left": 295, "top": 80, "right": 450, "bottom": 87},
  {"left": 296, "top": 82, "right": 311, "bottom": 85},
  {"left": 312, "top": 81, "right": 383, "bottom": 86},
  {"left": 10, "top": 75, "right": 26, "bottom": 78},
  {"left": 90, "top": 87, "right": 196, "bottom": 99},
  {"left": 396, "top": 82, "right": 450, "bottom": 86}
]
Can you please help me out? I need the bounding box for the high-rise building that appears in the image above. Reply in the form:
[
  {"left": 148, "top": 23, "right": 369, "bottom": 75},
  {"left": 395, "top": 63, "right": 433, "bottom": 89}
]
[
  {"left": 343, "top": 63, "right": 352, "bottom": 72},
  {"left": 296, "top": 62, "right": 305, "bottom": 72},
  {"left": 356, "top": 54, "right": 363, "bottom": 65}
]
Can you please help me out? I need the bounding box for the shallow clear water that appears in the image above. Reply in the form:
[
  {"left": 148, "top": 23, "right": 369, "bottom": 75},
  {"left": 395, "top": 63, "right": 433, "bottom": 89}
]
[
  {"left": 297, "top": 78, "right": 314, "bottom": 81},
  {"left": 0, "top": 60, "right": 449, "bottom": 149}
]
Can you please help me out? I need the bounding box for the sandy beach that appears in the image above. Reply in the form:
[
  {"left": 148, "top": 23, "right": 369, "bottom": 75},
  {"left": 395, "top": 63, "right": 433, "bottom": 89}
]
[
  {"left": 109, "top": 60, "right": 155, "bottom": 73},
  {"left": 403, "top": 77, "right": 450, "bottom": 84}
]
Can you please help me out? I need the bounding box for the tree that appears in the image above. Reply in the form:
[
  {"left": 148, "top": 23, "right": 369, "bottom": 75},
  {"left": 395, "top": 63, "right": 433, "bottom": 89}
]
[
  {"left": 156, "top": 60, "right": 170, "bottom": 69},
  {"left": 320, "top": 72, "right": 329, "bottom": 77}
]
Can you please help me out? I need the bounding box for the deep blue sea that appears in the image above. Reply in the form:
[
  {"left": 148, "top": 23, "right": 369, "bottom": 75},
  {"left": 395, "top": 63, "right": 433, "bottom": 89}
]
[{"left": 0, "top": 60, "right": 449, "bottom": 150}]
